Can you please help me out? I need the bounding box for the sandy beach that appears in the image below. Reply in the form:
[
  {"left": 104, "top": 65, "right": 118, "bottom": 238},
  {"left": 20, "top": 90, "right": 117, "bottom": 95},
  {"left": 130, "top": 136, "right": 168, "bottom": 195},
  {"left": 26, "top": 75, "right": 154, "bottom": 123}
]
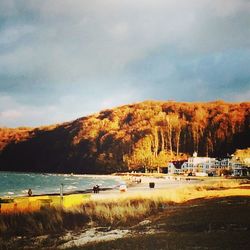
[
  {"left": 89, "top": 175, "right": 250, "bottom": 205},
  {"left": 91, "top": 175, "right": 202, "bottom": 199}
]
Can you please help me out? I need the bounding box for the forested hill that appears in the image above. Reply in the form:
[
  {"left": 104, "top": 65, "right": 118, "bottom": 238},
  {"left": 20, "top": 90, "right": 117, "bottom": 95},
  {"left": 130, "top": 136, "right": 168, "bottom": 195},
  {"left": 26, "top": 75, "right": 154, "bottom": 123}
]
[{"left": 0, "top": 101, "right": 249, "bottom": 174}]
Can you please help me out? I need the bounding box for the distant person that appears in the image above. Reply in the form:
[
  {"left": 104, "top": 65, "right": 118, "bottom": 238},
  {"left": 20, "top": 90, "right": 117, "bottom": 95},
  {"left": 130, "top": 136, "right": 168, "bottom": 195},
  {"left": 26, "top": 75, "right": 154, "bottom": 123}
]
[
  {"left": 28, "top": 189, "right": 32, "bottom": 197},
  {"left": 93, "top": 185, "right": 100, "bottom": 193},
  {"left": 96, "top": 185, "right": 100, "bottom": 193}
]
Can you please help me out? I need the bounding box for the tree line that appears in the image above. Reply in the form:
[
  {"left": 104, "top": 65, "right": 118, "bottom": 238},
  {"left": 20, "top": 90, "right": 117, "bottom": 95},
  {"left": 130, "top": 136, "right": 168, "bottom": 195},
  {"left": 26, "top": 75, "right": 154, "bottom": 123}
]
[{"left": 0, "top": 101, "right": 249, "bottom": 173}]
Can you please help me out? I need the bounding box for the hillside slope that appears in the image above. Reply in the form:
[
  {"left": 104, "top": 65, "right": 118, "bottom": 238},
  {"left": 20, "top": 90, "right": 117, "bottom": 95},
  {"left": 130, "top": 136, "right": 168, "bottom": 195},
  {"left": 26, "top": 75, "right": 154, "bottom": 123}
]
[{"left": 0, "top": 101, "right": 249, "bottom": 174}]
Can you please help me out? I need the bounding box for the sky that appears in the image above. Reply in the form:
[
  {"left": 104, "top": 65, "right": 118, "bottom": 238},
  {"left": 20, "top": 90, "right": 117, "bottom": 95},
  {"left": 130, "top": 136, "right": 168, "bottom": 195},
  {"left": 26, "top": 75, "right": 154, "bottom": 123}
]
[{"left": 0, "top": 0, "right": 250, "bottom": 127}]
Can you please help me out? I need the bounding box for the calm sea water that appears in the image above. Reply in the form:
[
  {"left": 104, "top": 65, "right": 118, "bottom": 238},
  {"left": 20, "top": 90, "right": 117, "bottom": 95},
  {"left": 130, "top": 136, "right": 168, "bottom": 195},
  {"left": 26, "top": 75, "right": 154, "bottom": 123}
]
[{"left": 0, "top": 172, "right": 121, "bottom": 197}]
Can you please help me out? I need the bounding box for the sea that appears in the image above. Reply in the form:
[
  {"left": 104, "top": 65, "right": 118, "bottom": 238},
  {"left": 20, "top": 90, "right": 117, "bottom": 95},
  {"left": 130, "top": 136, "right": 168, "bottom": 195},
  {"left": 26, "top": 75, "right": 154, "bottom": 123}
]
[{"left": 0, "top": 172, "right": 122, "bottom": 197}]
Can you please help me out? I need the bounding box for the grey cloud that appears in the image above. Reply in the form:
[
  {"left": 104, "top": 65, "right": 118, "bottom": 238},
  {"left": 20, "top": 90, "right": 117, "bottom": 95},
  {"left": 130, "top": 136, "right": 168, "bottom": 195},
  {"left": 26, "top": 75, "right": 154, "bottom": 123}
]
[
  {"left": 0, "top": 0, "right": 250, "bottom": 126},
  {"left": 1, "top": 0, "right": 249, "bottom": 83}
]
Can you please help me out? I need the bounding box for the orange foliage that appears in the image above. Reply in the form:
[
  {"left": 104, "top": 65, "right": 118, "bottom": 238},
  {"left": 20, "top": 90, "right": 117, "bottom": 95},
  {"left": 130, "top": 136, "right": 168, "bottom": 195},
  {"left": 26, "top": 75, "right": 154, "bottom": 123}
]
[{"left": 0, "top": 101, "right": 249, "bottom": 173}]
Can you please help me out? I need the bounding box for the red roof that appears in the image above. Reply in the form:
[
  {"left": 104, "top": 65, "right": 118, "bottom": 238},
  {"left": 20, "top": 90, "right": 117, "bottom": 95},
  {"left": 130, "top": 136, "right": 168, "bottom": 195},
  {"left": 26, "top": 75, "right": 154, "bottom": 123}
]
[{"left": 170, "top": 160, "right": 187, "bottom": 169}]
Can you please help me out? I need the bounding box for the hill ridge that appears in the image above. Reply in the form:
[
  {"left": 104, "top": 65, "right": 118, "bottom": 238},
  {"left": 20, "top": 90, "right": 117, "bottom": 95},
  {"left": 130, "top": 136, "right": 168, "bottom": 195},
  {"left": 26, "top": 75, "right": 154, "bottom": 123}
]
[{"left": 0, "top": 100, "right": 249, "bottom": 173}]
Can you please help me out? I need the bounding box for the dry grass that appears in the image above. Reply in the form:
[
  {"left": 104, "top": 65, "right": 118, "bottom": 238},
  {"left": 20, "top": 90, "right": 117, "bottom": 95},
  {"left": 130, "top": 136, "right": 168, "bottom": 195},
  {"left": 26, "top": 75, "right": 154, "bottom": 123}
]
[
  {"left": 0, "top": 206, "right": 89, "bottom": 237},
  {"left": 193, "top": 178, "right": 249, "bottom": 191},
  {"left": 80, "top": 198, "right": 161, "bottom": 226}
]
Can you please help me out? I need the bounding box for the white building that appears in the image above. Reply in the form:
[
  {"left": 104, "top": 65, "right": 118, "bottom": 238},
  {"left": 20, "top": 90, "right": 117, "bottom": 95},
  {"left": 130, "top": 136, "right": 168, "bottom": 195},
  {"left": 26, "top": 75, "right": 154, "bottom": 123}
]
[
  {"left": 167, "top": 161, "right": 187, "bottom": 174},
  {"left": 187, "top": 152, "right": 216, "bottom": 174},
  {"left": 230, "top": 161, "right": 250, "bottom": 176},
  {"left": 215, "top": 158, "right": 230, "bottom": 168},
  {"left": 166, "top": 152, "right": 249, "bottom": 176},
  {"left": 232, "top": 167, "right": 250, "bottom": 176}
]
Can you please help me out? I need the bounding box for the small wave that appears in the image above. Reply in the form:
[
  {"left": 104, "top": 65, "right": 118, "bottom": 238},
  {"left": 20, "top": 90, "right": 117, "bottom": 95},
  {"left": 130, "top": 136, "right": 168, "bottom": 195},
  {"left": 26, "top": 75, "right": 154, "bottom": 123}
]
[
  {"left": 66, "top": 185, "right": 77, "bottom": 190},
  {"left": 7, "top": 192, "right": 14, "bottom": 195}
]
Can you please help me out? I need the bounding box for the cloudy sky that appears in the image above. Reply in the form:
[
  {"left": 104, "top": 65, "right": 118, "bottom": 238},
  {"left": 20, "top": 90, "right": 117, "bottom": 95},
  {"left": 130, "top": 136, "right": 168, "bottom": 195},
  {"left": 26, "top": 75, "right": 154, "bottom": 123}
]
[{"left": 0, "top": 0, "right": 250, "bottom": 127}]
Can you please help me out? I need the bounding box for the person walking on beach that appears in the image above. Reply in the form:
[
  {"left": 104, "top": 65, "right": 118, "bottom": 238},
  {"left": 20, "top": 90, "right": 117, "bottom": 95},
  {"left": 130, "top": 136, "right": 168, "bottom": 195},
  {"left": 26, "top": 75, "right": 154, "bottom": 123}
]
[
  {"left": 93, "top": 185, "right": 100, "bottom": 193},
  {"left": 28, "top": 189, "right": 32, "bottom": 197}
]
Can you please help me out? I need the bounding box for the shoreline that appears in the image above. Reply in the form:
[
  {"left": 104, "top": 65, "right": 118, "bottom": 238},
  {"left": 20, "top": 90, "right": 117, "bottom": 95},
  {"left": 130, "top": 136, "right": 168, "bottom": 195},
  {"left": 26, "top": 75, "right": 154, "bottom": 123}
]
[
  {"left": 0, "top": 173, "right": 189, "bottom": 199},
  {"left": 0, "top": 174, "right": 195, "bottom": 199},
  {"left": 0, "top": 173, "right": 123, "bottom": 199},
  {"left": 0, "top": 174, "right": 205, "bottom": 199},
  {"left": 2, "top": 171, "right": 237, "bottom": 199}
]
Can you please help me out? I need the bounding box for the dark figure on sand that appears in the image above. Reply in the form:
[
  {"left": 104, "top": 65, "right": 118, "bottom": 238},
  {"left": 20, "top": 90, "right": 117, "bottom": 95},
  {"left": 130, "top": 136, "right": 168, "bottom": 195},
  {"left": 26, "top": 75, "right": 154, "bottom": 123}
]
[
  {"left": 93, "top": 185, "right": 100, "bottom": 193},
  {"left": 28, "top": 189, "right": 32, "bottom": 197}
]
